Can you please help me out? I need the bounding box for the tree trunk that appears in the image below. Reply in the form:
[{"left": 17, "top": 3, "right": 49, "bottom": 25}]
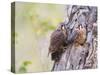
[{"left": 52, "top": 5, "right": 97, "bottom": 71}]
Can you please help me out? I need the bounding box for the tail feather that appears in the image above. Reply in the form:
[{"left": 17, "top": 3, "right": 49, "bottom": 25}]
[{"left": 51, "top": 51, "right": 61, "bottom": 61}]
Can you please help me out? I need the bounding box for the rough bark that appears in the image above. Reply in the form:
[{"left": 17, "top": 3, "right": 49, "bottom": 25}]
[{"left": 52, "top": 5, "right": 97, "bottom": 71}]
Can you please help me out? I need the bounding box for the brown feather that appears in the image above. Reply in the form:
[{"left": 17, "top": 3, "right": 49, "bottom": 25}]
[
  {"left": 48, "top": 23, "right": 67, "bottom": 61},
  {"left": 74, "top": 25, "right": 86, "bottom": 46}
]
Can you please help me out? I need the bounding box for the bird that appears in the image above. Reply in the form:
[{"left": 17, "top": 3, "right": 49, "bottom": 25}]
[
  {"left": 48, "top": 22, "right": 67, "bottom": 61},
  {"left": 74, "top": 24, "right": 86, "bottom": 46}
]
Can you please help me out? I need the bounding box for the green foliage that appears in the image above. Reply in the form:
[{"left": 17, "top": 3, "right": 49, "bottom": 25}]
[
  {"left": 15, "top": 3, "right": 65, "bottom": 72},
  {"left": 16, "top": 3, "right": 64, "bottom": 36},
  {"left": 23, "top": 61, "right": 32, "bottom": 66},
  {"left": 19, "top": 61, "right": 32, "bottom": 73}
]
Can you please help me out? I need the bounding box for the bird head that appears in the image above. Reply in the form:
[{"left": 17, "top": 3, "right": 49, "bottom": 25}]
[{"left": 57, "top": 22, "right": 66, "bottom": 30}]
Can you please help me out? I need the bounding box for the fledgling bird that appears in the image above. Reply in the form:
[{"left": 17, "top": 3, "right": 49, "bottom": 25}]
[
  {"left": 48, "top": 22, "right": 67, "bottom": 61},
  {"left": 74, "top": 25, "right": 86, "bottom": 46}
]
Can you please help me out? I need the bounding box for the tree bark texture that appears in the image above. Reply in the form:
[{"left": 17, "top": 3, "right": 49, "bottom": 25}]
[{"left": 52, "top": 5, "right": 97, "bottom": 71}]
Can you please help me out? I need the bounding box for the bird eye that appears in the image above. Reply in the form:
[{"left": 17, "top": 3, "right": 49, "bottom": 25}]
[{"left": 62, "top": 26, "right": 64, "bottom": 30}]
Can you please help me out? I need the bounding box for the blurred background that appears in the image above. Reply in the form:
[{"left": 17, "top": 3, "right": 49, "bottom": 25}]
[{"left": 14, "top": 2, "right": 66, "bottom": 73}]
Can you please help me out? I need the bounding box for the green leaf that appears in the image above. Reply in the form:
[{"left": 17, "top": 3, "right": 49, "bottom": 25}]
[
  {"left": 19, "top": 66, "right": 27, "bottom": 73},
  {"left": 23, "top": 61, "right": 32, "bottom": 66}
]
